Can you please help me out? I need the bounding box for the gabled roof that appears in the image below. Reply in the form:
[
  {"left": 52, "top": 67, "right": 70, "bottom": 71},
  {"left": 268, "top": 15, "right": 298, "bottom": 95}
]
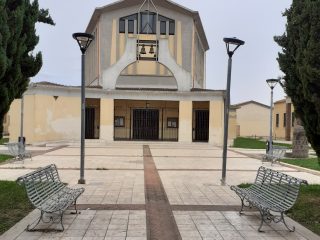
[
  {"left": 86, "top": 0, "right": 209, "bottom": 51},
  {"left": 232, "top": 100, "right": 270, "bottom": 109},
  {"left": 274, "top": 99, "right": 286, "bottom": 104}
]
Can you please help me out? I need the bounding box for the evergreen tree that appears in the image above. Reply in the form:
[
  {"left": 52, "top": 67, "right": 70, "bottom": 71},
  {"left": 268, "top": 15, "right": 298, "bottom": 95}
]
[
  {"left": 0, "top": 0, "right": 54, "bottom": 139},
  {"left": 275, "top": 0, "right": 320, "bottom": 162}
]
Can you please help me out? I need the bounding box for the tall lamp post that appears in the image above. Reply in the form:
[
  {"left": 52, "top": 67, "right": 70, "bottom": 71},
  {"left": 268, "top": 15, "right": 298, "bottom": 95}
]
[
  {"left": 266, "top": 78, "right": 279, "bottom": 156},
  {"left": 73, "top": 32, "right": 94, "bottom": 184},
  {"left": 221, "top": 37, "right": 245, "bottom": 185}
]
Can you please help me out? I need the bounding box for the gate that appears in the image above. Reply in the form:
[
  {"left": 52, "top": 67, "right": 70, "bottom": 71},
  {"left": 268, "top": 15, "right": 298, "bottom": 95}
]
[
  {"left": 194, "top": 110, "right": 209, "bottom": 142},
  {"left": 85, "top": 107, "right": 95, "bottom": 139},
  {"left": 133, "top": 109, "right": 159, "bottom": 140}
]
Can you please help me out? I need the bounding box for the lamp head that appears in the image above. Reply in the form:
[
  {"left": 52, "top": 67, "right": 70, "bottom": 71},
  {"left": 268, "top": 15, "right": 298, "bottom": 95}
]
[
  {"left": 73, "top": 32, "right": 95, "bottom": 54},
  {"left": 266, "top": 78, "right": 280, "bottom": 90},
  {"left": 223, "top": 37, "right": 245, "bottom": 57}
]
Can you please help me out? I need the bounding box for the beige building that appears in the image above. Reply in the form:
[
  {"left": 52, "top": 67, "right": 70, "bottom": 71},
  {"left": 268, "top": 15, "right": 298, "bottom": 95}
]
[
  {"left": 232, "top": 101, "right": 270, "bottom": 138},
  {"left": 8, "top": 0, "right": 227, "bottom": 145},
  {"left": 273, "top": 97, "right": 295, "bottom": 140},
  {"left": 2, "top": 114, "right": 9, "bottom": 136}
]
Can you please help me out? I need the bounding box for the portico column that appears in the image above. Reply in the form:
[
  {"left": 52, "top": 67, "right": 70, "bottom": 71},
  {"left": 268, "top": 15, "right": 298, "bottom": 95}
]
[
  {"left": 100, "top": 99, "right": 114, "bottom": 142},
  {"left": 179, "top": 101, "right": 193, "bottom": 142},
  {"left": 209, "top": 100, "right": 224, "bottom": 146}
]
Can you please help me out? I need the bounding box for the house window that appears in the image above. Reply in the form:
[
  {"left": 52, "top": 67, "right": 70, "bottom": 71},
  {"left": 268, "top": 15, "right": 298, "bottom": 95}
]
[
  {"left": 114, "top": 117, "right": 125, "bottom": 127},
  {"left": 283, "top": 113, "right": 287, "bottom": 127},
  {"left": 167, "top": 118, "right": 178, "bottom": 128},
  {"left": 276, "top": 114, "right": 279, "bottom": 128},
  {"left": 292, "top": 112, "right": 295, "bottom": 127}
]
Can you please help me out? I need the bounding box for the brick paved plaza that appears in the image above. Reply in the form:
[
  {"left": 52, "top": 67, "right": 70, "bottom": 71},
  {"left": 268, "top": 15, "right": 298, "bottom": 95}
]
[{"left": 0, "top": 142, "right": 319, "bottom": 240}]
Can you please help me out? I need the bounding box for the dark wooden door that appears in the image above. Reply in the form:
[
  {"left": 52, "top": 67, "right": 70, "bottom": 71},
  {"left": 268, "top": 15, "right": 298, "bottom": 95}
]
[
  {"left": 194, "top": 110, "right": 209, "bottom": 142},
  {"left": 85, "top": 107, "right": 95, "bottom": 139},
  {"left": 133, "top": 109, "right": 159, "bottom": 140}
]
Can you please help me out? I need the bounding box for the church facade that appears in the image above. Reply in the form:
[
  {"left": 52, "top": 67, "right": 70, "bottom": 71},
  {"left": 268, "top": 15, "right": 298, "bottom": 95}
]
[{"left": 8, "top": 0, "right": 226, "bottom": 145}]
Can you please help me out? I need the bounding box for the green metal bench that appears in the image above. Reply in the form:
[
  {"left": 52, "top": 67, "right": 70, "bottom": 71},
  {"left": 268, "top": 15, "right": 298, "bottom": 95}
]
[
  {"left": 7, "top": 142, "right": 32, "bottom": 161},
  {"left": 17, "top": 164, "right": 84, "bottom": 231},
  {"left": 231, "top": 166, "right": 307, "bottom": 232},
  {"left": 262, "top": 146, "right": 287, "bottom": 165}
]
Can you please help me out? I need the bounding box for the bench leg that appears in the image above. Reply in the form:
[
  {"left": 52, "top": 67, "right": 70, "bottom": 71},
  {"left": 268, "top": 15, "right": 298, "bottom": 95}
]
[
  {"left": 281, "top": 212, "right": 295, "bottom": 232},
  {"left": 258, "top": 209, "right": 266, "bottom": 232},
  {"left": 27, "top": 211, "right": 44, "bottom": 232},
  {"left": 27, "top": 210, "right": 65, "bottom": 232},
  {"left": 239, "top": 197, "right": 245, "bottom": 214}
]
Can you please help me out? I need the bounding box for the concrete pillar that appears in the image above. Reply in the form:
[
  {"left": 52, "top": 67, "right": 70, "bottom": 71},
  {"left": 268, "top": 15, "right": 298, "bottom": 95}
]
[
  {"left": 179, "top": 101, "right": 192, "bottom": 142},
  {"left": 209, "top": 100, "right": 224, "bottom": 146},
  {"left": 100, "top": 99, "right": 114, "bottom": 142}
]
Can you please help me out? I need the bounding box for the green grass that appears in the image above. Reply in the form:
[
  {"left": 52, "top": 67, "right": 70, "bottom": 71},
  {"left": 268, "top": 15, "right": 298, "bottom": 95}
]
[
  {"left": 238, "top": 184, "right": 320, "bottom": 235},
  {"left": 287, "top": 185, "right": 320, "bottom": 235},
  {"left": 0, "top": 138, "right": 9, "bottom": 145},
  {"left": 0, "top": 181, "right": 34, "bottom": 235},
  {"left": 281, "top": 158, "right": 320, "bottom": 171},
  {"left": 0, "top": 154, "right": 12, "bottom": 163},
  {"left": 232, "top": 137, "right": 292, "bottom": 149}
]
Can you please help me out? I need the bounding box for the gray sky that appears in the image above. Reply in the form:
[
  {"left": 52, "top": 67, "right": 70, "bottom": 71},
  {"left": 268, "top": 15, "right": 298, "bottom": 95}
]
[{"left": 33, "top": 0, "right": 292, "bottom": 105}]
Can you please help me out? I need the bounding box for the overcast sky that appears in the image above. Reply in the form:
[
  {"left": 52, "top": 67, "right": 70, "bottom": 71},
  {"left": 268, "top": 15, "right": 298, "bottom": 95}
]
[{"left": 33, "top": 0, "right": 292, "bottom": 105}]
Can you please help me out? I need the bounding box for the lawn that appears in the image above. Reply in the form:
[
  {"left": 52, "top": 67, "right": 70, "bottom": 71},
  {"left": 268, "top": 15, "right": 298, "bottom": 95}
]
[
  {"left": 232, "top": 137, "right": 292, "bottom": 149},
  {"left": 281, "top": 158, "right": 320, "bottom": 171},
  {"left": 238, "top": 184, "right": 320, "bottom": 235},
  {"left": 0, "top": 181, "right": 34, "bottom": 235},
  {"left": 0, "top": 138, "right": 9, "bottom": 145},
  {"left": 287, "top": 185, "right": 320, "bottom": 235},
  {"left": 0, "top": 154, "right": 12, "bottom": 163}
]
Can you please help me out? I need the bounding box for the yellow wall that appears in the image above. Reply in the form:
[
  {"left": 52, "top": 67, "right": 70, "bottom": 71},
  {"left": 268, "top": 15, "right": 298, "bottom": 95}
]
[
  {"left": 8, "top": 95, "right": 81, "bottom": 144},
  {"left": 228, "top": 109, "right": 237, "bottom": 140},
  {"left": 273, "top": 100, "right": 294, "bottom": 140},
  {"left": 179, "top": 101, "right": 193, "bottom": 142},
  {"left": 8, "top": 100, "right": 21, "bottom": 141},
  {"left": 100, "top": 99, "right": 114, "bottom": 141},
  {"left": 2, "top": 114, "right": 10, "bottom": 136},
  {"left": 209, "top": 100, "right": 224, "bottom": 146},
  {"left": 236, "top": 103, "right": 270, "bottom": 137}
]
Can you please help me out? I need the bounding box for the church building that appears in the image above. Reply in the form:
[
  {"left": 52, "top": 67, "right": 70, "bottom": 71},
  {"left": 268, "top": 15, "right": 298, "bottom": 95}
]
[{"left": 8, "top": 0, "right": 226, "bottom": 145}]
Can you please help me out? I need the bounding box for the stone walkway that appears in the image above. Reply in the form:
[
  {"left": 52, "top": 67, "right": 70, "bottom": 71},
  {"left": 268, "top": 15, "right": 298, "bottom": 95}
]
[{"left": 0, "top": 142, "right": 320, "bottom": 240}]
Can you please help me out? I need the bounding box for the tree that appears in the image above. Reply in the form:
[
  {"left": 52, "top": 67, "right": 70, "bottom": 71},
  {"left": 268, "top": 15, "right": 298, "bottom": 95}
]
[
  {"left": 0, "top": 0, "right": 54, "bottom": 139},
  {"left": 274, "top": 0, "right": 320, "bottom": 162}
]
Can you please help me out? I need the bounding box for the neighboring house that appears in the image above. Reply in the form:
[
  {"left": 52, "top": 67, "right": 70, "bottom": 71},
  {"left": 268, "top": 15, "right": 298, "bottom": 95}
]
[
  {"left": 273, "top": 97, "right": 295, "bottom": 140},
  {"left": 2, "top": 114, "right": 9, "bottom": 136},
  {"left": 228, "top": 106, "right": 237, "bottom": 140},
  {"left": 232, "top": 101, "right": 270, "bottom": 138},
  {"left": 8, "top": 0, "right": 226, "bottom": 145}
]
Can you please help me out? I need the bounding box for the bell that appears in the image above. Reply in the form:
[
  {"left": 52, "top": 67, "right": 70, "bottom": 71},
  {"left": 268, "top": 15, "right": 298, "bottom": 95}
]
[
  {"left": 140, "top": 44, "right": 146, "bottom": 55},
  {"left": 149, "top": 45, "right": 155, "bottom": 54}
]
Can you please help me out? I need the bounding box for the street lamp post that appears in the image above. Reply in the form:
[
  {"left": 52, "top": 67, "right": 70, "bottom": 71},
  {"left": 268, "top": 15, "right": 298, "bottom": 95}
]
[
  {"left": 266, "top": 78, "right": 279, "bottom": 156},
  {"left": 221, "top": 37, "right": 245, "bottom": 185},
  {"left": 73, "top": 32, "right": 95, "bottom": 184}
]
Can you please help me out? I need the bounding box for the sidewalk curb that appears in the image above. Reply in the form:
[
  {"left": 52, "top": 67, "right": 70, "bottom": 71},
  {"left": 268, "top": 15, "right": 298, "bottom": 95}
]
[{"left": 279, "top": 162, "right": 320, "bottom": 177}]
